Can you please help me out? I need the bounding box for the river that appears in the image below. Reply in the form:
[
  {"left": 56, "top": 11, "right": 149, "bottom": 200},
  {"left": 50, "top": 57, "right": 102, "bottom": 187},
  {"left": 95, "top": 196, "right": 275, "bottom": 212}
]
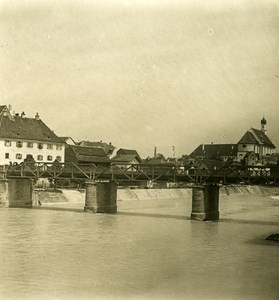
[{"left": 0, "top": 192, "right": 278, "bottom": 299}]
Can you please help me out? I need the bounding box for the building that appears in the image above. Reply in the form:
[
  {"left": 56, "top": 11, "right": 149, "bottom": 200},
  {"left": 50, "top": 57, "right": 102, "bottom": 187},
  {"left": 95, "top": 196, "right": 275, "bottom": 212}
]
[
  {"left": 77, "top": 141, "right": 115, "bottom": 156},
  {"left": 190, "top": 144, "right": 238, "bottom": 162},
  {"left": 0, "top": 105, "right": 65, "bottom": 165},
  {"left": 65, "top": 145, "right": 110, "bottom": 166},
  {"left": 111, "top": 148, "right": 142, "bottom": 168},
  {"left": 237, "top": 117, "right": 276, "bottom": 162}
]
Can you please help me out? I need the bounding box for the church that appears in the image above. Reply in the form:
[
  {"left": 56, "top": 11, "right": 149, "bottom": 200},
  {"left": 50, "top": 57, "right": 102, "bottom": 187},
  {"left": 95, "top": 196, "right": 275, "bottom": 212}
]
[{"left": 189, "top": 117, "right": 277, "bottom": 166}]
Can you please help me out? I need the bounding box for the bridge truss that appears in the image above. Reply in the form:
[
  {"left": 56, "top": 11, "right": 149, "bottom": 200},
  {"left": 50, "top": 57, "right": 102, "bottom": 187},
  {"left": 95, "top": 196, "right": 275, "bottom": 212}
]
[{"left": 3, "top": 162, "right": 279, "bottom": 185}]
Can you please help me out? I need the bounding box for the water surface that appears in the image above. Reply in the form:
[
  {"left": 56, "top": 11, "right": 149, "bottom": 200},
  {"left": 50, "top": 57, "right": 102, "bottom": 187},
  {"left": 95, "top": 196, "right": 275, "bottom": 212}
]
[{"left": 0, "top": 194, "right": 278, "bottom": 299}]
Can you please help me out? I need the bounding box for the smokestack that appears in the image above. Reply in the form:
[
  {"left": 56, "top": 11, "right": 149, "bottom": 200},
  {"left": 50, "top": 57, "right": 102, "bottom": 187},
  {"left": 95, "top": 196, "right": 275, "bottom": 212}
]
[{"left": 154, "top": 146, "right": 157, "bottom": 159}]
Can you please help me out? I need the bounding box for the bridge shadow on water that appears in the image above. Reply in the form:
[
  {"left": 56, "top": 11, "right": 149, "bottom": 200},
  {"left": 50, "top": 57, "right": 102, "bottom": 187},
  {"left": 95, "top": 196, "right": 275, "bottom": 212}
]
[
  {"left": 32, "top": 206, "right": 190, "bottom": 220},
  {"left": 33, "top": 206, "right": 84, "bottom": 213},
  {"left": 32, "top": 207, "right": 279, "bottom": 225}
]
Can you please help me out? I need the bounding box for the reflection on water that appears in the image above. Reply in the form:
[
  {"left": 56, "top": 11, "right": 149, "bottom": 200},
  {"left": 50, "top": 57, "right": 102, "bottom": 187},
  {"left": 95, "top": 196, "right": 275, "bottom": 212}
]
[{"left": 0, "top": 195, "right": 279, "bottom": 299}]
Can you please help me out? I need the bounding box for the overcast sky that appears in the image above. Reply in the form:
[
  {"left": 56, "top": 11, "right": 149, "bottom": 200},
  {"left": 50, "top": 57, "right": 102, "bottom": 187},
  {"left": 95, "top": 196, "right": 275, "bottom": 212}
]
[{"left": 0, "top": 0, "right": 278, "bottom": 158}]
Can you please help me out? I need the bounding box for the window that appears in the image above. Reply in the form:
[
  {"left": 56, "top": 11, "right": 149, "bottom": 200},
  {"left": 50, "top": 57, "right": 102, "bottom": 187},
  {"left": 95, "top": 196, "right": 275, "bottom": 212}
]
[
  {"left": 47, "top": 155, "right": 53, "bottom": 161},
  {"left": 243, "top": 145, "right": 246, "bottom": 148},
  {"left": 37, "top": 155, "right": 43, "bottom": 161},
  {"left": 56, "top": 156, "right": 62, "bottom": 162},
  {"left": 5, "top": 140, "right": 11, "bottom": 147},
  {"left": 38, "top": 143, "right": 43, "bottom": 149},
  {"left": 27, "top": 142, "right": 33, "bottom": 148},
  {"left": 56, "top": 145, "right": 62, "bottom": 150},
  {"left": 16, "top": 141, "right": 23, "bottom": 148},
  {"left": 16, "top": 153, "right": 22, "bottom": 159},
  {"left": 47, "top": 144, "right": 53, "bottom": 150},
  {"left": 5, "top": 153, "right": 9, "bottom": 159}
]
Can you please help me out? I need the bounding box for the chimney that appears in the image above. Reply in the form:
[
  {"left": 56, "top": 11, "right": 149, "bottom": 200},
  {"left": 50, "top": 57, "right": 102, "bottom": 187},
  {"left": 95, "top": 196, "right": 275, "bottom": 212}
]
[
  {"left": 202, "top": 144, "right": 205, "bottom": 151},
  {"left": 21, "top": 112, "right": 26, "bottom": 118},
  {"left": 8, "top": 104, "right": 12, "bottom": 112},
  {"left": 154, "top": 146, "right": 157, "bottom": 158},
  {"left": 35, "top": 113, "right": 40, "bottom": 120}
]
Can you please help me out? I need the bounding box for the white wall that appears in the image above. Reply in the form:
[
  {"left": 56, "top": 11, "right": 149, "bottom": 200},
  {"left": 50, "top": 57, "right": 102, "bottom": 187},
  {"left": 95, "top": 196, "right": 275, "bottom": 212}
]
[{"left": 0, "top": 139, "right": 65, "bottom": 165}]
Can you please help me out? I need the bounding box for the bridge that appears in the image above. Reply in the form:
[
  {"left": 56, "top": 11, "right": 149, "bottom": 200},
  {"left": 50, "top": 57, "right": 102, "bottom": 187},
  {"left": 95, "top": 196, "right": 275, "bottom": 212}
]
[
  {"left": 3, "top": 162, "right": 279, "bottom": 185},
  {"left": 2, "top": 161, "right": 278, "bottom": 222}
]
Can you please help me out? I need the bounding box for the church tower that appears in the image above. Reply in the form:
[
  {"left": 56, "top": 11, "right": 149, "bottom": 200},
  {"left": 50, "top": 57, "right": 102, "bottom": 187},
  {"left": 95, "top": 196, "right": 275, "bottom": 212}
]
[{"left": 261, "top": 116, "right": 267, "bottom": 134}]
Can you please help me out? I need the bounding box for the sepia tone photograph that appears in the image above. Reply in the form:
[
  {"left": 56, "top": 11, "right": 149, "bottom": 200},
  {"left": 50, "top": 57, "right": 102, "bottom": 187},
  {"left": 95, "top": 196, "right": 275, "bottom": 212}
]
[{"left": 0, "top": 0, "right": 278, "bottom": 299}]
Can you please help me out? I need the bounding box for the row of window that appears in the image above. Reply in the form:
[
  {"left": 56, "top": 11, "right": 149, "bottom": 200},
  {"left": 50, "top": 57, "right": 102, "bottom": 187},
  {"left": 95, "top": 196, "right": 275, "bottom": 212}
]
[
  {"left": 4, "top": 140, "right": 63, "bottom": 150},
  {"left": 5, "top": 153, "right": 62, "bottom": 161}
]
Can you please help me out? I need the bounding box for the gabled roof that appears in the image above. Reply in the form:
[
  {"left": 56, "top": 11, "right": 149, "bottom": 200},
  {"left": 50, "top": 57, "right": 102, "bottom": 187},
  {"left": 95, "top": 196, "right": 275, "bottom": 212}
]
[
  {"left": 251, "top": 128, "right": 275, "bottom": 148},
  {"left": 238, "top": 128, "right": 276, "bottom": 148},
  {"left": 117, "top": 148, "right": 141, "bottom": 157},
  {"left": 0, "top": 114, "right": 62, "bottom": 143},
  {"left": 238, "top": 131, "right": 259, "bottom": 145},
  {"left": 190, "top": 144, "right": 238, "bottom": 159},
  {"left": 68, "top": 145, "right": 110, "bottom": 163}
]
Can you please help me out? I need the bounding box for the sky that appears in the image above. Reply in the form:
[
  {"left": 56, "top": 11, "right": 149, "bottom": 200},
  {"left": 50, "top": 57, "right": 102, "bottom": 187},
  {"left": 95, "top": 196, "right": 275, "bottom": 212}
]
[{"left": 0, "top": 0, "right": 279, "bottom": 158}]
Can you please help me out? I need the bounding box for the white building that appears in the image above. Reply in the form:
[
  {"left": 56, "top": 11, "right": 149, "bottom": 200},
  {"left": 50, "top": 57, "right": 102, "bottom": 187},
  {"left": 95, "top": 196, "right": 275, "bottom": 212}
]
[
  {"left": 0, "top": 105, "right": 65, "bottom": 165},
  {"left": 237, "top": 117, "right": 276, "bottom": 161}
]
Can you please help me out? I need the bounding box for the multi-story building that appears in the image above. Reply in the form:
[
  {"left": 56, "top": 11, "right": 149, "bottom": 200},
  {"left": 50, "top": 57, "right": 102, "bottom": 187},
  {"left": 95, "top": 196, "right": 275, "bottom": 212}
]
[{"left": 0, "top": 105, "right": 65, "bottom": 165}]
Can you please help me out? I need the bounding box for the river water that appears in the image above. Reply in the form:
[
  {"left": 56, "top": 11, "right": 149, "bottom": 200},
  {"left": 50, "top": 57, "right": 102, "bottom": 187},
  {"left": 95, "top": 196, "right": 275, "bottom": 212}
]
[{"left": 0, "top": 193, "right": 278, "bottom": 300}]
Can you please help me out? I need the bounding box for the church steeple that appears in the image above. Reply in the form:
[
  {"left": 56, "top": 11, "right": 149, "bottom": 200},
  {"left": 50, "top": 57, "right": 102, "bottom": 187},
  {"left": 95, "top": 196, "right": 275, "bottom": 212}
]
[{"left": 261, "top": 116, "right": 267, "bottom": 134}]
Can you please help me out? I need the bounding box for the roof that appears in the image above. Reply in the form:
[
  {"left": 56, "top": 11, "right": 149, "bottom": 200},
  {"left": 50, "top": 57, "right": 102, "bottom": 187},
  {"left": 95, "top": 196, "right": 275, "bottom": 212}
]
[
  {"left": 117, "top": 148, "right": 141, "bottom": 157},
  {"left": 238, "top": 128, "right": 276, "bottom": 148},
  {"left": 68, "top": 145, "right": 110, "bottom": 163},
  {"left": 78, "top": 141, "right": 116, "bottom": 155},
  {"left": 59, "top": 137, "right": 76, "bottom": 145},
  {"left": 111, "top": 154, "right": 142, "bottom": 163},
  {"left": 0, "top": 114, "right": 63, "bottom": 143},
  {"left": 190, "top": 144, "right": 238, "bottom": 159},
  {"left": 238, "top": 131, "right": 258, "bottom": 145}
]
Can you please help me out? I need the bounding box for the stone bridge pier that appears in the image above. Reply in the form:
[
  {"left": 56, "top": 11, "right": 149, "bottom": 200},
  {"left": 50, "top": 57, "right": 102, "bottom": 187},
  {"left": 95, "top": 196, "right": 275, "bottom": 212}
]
[
  {"left": 0, "top": 176, "right": 33, "bottom": 208},
  {"left": 191, "top": 184, "right": 220, "bottom": 221},
  {"left": 84, "top": 181, "right": 117, "bottom": 213}
]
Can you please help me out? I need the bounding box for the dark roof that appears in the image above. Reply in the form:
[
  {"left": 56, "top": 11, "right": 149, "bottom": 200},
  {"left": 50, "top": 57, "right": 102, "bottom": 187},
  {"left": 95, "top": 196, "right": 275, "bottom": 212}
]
[
  {"left": 238, "top": 131, "right": 259, "bottom": 145},
  {"left": 111, "top": 154, "right": 142, "bottom": 163},
  {"left": 69, "top": 145, "right": 110, "bottom": 163},
  {"left": 0, "top": 115, "right": 62, "bottom": 143},
  {"left": 238, "top": 128, "right": 275, "bottom": 148},
  {"left": 190, "top": 144, "right": 238, "bottom": 159},
  {"left": 251, "top": 128, "right": 275, "bottom": 148},
  {"left": 117, "top": 148, "right": 141, "bottom": 157},
  {"left": 78, "top": 141, "right": 116, "bottom": 155}
]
